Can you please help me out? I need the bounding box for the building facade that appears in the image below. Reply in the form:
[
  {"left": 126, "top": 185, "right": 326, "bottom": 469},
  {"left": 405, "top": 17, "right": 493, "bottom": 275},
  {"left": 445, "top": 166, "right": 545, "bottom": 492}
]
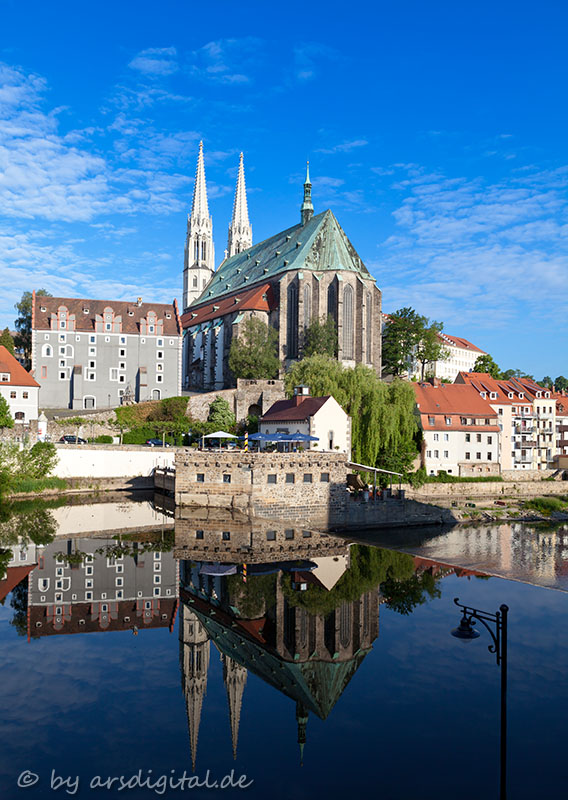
[
  {"left": 0, "top": 345, "right": 39, "bottom": 423},
  {"left": 414, "top": 381, "right": 501, "bottom": 476},
  {"left": 31, "top": 295, "right": 182, "bottom": 409},
  {"left": 181, "top": 150, "right": 382, "bottom": 391}
]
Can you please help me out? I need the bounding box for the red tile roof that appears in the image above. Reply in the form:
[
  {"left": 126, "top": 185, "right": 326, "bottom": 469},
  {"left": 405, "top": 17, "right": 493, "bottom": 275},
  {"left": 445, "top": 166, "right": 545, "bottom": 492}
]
[
  {"left": 456, "top": 372, "right": 533, "bottom": 406},
  {"left": 0, "top": 564, "right": 35, "bottom": 604},
  {"left": 181, "top": 283, "right": 274, "bottom": 328},
  {"left": 261, "top": 396, "right": 330, "bottom": 422},
  {"left": 413, "top": 382, "right": 499, "bottom": 431},
  {"left": 32, "top": 295, "right": 181, "bottom": 336},
  {"left": 438, "top": 334, "right": 486, "bottom": 354},
  {"left": 0, "top": 346, "right": 39, "bottom": 387}
]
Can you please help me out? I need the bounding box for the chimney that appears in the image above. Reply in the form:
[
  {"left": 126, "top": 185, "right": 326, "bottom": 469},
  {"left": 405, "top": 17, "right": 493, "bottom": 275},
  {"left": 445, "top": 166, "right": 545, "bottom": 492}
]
[
  {"left": 136, "top": 297, "right": 143, "bottom": 307},
  {"left": 293, "top": 385, "right": 310, "bottom": 404},
  {"left": 428, "top": 377, "right": 442, "bottom": 388}
]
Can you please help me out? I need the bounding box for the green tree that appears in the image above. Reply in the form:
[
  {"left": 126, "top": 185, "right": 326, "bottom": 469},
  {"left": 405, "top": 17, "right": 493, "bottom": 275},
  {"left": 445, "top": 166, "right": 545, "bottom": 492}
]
[
  {"left": 303, "top": 315, "right": 338, "bottom": 358},
  {"left": 0, "top": 396, "right": 14, "bottom": 429},
  {"left": 382, "top": 307, "right": 425, "bottom": 376},
  {"left": 542, "top": 376, "right": 553, "bottom": 389},
  {"left": 14, "top": 289, "right": 51, "bottom": 369},
  {"left": 414, "top": 320, "right": 449, "bottom": 380},
  {"left": 0, "top": 328, "right": 15, "bottom": 355},
  {"left": 554, "top": 376, "right": 568, "bottom": 392},
  {"left": 285, "top": 354, "right": 418, "bottom": 474},
  {"left": 473, "top": 353, "right": 502, "bottom": 378},
  {"left": 228, "top": 316, "right": 280, "bottom": 380},
  {"left": 207, "top": 396, "right": 236, "bottom": 431},
  {"left": 500, "top": 368, "right": 518, "bottom": 381}
]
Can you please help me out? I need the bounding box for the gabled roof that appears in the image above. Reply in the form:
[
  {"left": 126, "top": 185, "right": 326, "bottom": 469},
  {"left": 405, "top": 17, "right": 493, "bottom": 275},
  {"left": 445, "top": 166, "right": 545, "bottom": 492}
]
[
  {"left": 32, "top": 296, "right": 181, "bottom": 336},
  {"left": 0, "top": 346, "right": 39, "bottom": 387},
  {"left": 456, "top": 372, "right": 533, "bottom": 405},
  {"left": 180, "top": 283, "right": 273, "bottom": 328},
  {"left": 0, "top": 564, "right": 35, "bottom": 604},
  {"left": 190, "top": 209, "right": 373, "bottom": 308},
  {"left": 413, "top": 382, "right": 498, "bottom": 417},
  {"left": 261, "top": 396, "right": 330, "bottom": 422},
  {"left": 438, "top": 334, "right": 485, "bottom": 354}
]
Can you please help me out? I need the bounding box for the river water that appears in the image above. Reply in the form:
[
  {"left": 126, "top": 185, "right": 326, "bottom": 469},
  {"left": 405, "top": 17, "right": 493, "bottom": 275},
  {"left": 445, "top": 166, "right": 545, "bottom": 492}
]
[{"left": 0, "top": 495, "right": 566, "bottom": 799}]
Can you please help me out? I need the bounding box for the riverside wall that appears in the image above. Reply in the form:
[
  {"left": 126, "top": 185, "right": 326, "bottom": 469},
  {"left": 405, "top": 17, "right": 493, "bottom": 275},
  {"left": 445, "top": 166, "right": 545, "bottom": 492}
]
[
  {"left": 407, "top": 479, "right": 568, "bottom": 503},
  {"left": 53, "top": 444, "right": 174, "bottom": 479}
]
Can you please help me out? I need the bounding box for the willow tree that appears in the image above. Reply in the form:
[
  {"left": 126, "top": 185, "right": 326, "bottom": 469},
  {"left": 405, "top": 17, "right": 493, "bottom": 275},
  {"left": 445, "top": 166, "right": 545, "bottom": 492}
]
[{"left": 285, "top": 355, "right": 418, "bottom": 473}]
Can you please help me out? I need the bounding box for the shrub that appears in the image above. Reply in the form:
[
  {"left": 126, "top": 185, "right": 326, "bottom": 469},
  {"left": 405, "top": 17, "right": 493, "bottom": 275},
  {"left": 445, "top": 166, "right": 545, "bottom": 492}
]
[
  {"left": 93, "top": 435, "right": 113, "bottom": 444},
  {"left": 523, "top": 496, "right": 568, "bottom": 516},
  {"left": 27, "top": 442, "right": 58, "bottom": 478}
]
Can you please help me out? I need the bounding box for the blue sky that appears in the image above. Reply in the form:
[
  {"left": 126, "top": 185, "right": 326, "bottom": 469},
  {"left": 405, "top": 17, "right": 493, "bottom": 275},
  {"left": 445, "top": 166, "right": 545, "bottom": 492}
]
[{"left": 1, "top": 0, "right": 567, "bottom": 378}]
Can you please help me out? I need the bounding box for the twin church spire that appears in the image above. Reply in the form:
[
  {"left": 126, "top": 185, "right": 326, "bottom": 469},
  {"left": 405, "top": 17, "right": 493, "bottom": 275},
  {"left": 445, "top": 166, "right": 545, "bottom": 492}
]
[{"left": 183, "top": 144, "right": 252, "bottom": 309}]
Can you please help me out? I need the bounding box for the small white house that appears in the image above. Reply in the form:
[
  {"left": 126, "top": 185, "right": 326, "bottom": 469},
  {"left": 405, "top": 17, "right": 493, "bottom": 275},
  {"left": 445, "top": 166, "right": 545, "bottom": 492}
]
[
  {"left": 259, "top": 386, "right": 351, "bottom": 454},
  {"left": 0, "top": 345, "right": 39, "bottom": 424}
]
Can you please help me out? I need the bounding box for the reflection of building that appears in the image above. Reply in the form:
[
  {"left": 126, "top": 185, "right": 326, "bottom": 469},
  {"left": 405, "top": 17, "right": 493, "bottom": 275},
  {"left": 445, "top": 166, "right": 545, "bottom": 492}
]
[
  {"left": 27, "top": 537, "right": 178, "bottom": 637},
  {"left": 178, "top": 548, "right": 379, "bottom": 768},
  {"left": 179, "top": 602, "right": 210, "bottom": 771}
]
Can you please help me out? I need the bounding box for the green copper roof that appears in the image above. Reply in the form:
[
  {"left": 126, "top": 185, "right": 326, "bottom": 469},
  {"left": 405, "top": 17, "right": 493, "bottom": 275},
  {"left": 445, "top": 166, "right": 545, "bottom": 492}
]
[{"left": 191, "top": 209, "right": 373, "bottom": 307}]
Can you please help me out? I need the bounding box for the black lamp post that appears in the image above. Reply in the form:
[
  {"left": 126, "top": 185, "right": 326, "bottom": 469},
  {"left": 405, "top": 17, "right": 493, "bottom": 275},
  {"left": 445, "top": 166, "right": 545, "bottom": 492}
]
[{"left": 451, "top": 598, "right": 509, "bottom": 800}]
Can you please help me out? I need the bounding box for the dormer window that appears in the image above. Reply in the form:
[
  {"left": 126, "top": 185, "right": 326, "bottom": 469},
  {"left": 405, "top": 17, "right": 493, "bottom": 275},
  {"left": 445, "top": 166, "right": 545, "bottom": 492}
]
[
  {"left": 128, "top": 311, "right": 134, "bottom": 316},
  {"left": 545, "top": 392, "right": 550, "bottom": 398},
  {"left": 165, "top": 313, "right": 171, "bottom": 319},
  {"left": 40, "top": 306, "right": 46, "bottom": 312},
  {"left": 105, "top": 323, "right": 112, "bottom": 331},
  {"left": 149, "top": 325, "right": 154, "bottom": 333},
  {"left": 480, "top": 391, "right": 486, "bottom": 398},
  {"left": 83, "top": 307, "right": 89, "bottom": 314},
  {"left": 508, "top": 393, "right": 514, "bottom": 399},
  {"left": 0, "top": 373, "right": 10, "bottom": 382},
  {"left": 518, "top": 392, "right": 524, "bottom": 399}
]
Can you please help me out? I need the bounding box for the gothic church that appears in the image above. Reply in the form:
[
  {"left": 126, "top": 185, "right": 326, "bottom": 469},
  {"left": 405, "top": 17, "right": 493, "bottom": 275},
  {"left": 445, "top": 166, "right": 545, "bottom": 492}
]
[{"left": 181, "top": 143, "right": 382, "bottom": 390}]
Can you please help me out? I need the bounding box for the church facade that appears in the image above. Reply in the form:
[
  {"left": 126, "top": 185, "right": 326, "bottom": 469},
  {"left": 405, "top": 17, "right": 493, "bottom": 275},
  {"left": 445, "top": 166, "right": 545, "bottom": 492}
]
[{"left": 181, "top": 146, "right": 382, "bottom": 391}]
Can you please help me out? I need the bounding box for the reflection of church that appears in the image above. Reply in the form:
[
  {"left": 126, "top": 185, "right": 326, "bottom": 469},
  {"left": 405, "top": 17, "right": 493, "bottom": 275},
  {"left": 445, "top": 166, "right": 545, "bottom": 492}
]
[{"left": 178, "top": 558, "right": 379, "bottom": 769}]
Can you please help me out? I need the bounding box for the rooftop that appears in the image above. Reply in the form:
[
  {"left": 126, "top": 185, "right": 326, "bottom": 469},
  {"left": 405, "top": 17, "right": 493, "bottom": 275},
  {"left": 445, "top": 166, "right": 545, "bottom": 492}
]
[
  {"left": 261, "top": 396, "right": 330, "bottom": 422},
  {"left": 0, "top": 346, "right": 39, "bottom": 387},
  {"left": 413, "top": 382, "right": 498, "bottom": 417}
]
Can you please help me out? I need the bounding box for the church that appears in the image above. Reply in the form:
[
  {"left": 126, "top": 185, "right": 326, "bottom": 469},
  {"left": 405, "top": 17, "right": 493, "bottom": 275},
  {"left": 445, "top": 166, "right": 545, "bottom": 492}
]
[{"left": 181, "top": 143, "right": 382, "bottom": 391}]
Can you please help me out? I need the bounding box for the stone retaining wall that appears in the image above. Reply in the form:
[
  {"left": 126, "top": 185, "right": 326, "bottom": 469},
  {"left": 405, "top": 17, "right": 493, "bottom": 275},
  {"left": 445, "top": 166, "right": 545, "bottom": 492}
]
[
  {"left": 407, "top": 480, "right": 568, "bottom": 502},
  {"left": 186, "top": 379, "right": 285, "bottom": 424}
]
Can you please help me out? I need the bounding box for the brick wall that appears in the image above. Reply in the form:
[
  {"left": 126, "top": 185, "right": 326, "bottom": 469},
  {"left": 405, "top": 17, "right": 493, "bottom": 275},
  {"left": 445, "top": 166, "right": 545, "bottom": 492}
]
[{"left": 186, "top": 378, "right": 285, "bottom": 424}]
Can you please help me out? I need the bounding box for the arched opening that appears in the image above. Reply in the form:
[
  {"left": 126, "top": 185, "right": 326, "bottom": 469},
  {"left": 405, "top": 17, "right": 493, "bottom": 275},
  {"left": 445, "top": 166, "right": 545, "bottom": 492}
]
[
  {"left": 327, "top": 281, "right": 337, "bottom": 325},
  {"left": 247, "top": 403, "right": 261, "bottom": 418},
  {"left": 343, "top": 285, "right": 354, "bottom": 359},
  {"left": 366, "top": 292, "right": 372, "bottom": 362},
  {"left": 152, "top": 389, "right": 161, "bottom": 400},
  {"left": 303, "top": 284, "right": 311, "bottom": 328},
  {"left": 287, "top": 283, "right": 298, "bottom": 359},
  {"left": 83, "top": 396, "right": 96, "bottom": 410},
  {"left": 42, "top": 344, "right": 52, "bottom": 358}
]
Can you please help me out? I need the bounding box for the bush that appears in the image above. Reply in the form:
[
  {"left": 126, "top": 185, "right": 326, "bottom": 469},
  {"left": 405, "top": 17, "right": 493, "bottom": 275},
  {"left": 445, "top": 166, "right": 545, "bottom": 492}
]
[
  {"left": 523, "top": 496, "right": 568, "bottom": 516},
  {"left": 425, "top": 471, "right": 503, "bottom": 484},
  {"left": 27, "top": 442, "right": 58, "bottom": 478},
  {"left": 93, "top": 435, "right": 113, "bottom": 444}
]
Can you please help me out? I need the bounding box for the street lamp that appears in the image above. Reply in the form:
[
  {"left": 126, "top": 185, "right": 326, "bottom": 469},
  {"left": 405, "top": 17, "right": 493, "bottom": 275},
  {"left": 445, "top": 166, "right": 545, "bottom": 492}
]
[{"left": 451, "top": 598, "right": 509, "bottom": 799}]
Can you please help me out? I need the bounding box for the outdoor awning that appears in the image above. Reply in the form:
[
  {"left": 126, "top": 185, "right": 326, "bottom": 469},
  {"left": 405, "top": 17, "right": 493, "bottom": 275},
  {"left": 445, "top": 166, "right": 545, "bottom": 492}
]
[{"left": 203, "top": 431, "right": 238, "bottom": 439}]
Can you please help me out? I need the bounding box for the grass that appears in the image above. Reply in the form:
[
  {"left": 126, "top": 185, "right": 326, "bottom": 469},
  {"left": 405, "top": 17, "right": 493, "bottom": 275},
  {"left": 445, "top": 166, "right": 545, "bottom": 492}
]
[
  {"left": 425, "top": 472, "right": 503, "bottom": 484},
  {"left": 523, "top": 496, "right": 568, "bottom": 516},
  {"left": 9, "top": 476, "right": 68, "bottom": 494}
]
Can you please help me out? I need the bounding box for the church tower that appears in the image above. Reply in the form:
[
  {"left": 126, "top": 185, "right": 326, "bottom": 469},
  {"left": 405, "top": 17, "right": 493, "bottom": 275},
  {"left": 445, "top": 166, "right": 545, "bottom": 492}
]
[
  {"left": 223, "top": 654, "right": 247, "bottom": 760},
  {"left": 227, "top": 152, "right": 252, "bottom": 257},
  {"left": 183, "top": 142, "right": 215, "bottom": 310},
  {"left": 300, "top": 161, "right": 313, "bottom": 225},
  {"left": 179, "top": 601, "right": 210, "bottom": 771}
]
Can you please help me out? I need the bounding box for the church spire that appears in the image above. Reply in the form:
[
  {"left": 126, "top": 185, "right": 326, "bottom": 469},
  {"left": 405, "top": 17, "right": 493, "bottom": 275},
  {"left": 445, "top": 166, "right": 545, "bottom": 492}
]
[
  {"left": 183, "top": 141, "right": 215, "bottom": 310},
  {"left": 227, "top": 152, "right": 252, "bottom": 257},
  {"left": 223, "top": 655, "right": 247, "bottom": 760},
  {"left": 179, "top": 602, "right": 211, "bottom": 772},
  {"left": 300, "top": 161, "right": 313, "bottom": 225},
  {"left": 296, "top": 702, "right": 309, "bottom": 766}
]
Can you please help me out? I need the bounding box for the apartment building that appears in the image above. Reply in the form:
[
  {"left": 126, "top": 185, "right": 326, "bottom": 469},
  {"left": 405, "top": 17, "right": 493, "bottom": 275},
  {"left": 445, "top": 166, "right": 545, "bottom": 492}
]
[
  {"left": 414, "top": 381, "right": 500, "bottom": 476},
  {"left": 554, "top": 394, "right": 568, "bottom": 457},
  {"left": 0, "top": 345, "right": 39, "bottom": 424},
  {"left": 31, "top": 294, "right": 182, "bottom": 410}
]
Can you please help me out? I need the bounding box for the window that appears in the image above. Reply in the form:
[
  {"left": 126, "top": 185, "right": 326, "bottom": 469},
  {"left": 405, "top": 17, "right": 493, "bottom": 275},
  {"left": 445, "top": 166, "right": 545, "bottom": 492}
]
[
  {"left": 343, "top": 284, "right": 354, "bottom": 359},
  {"left": 476, "top": 452, "right": 481, "bottom": 460},
  {"left": 196, "top": 473, "right": 204, "bottom": 482},
  {"left": 428, "top": 416, "right": 435, "bottom": 425},
  {"left": 120, "top": 336, "right": 126, "bottom": 345},
  {"left": 105, "top": 322, "right": 112, "bottom": 331},
  {"left": 302, "top": 530, "right": 312, "bottom": 538},
  {"left": 303, "top": 473, "right": 313, "bottom": 483},
  {"left": 87, "top": 372, "right": 96, "bottom": 381},
  {"left": 156, "top": 363, "right": 163, "bottom": 372},
  {"left": 433, "top": 433, "right": 439, "bottom": 441},
  {"left": 487, "top": 452, "right": 492, "bottom": 460},
  {"left": 119, "top": 349, "right": 126, "bottom": 357},
  {"left": 444, "top": 433, "right": 449, "bottom": 441},
  {"left": 157, "top": 351, "right": 163, "bottom": 359},
  {"left": 477, "top": 433, "right": 482, "bottom": 442},
  {"left": 110, "top": 368, "right": 119, "bottom": 381},
  {"left": 59, "top": 371, "right": 67, "bottom": 380},
  {"left": 222, "top": 531, "right": 230, "bottom": 541},
  {"left": 153, "top": 575, "right": 161, "bottom": 584},
  {"left": 498, "top": 408, "right": 503, "bottom": 415},
  {"left": 320, "top": 472, "right": 330, "bottom": 482},
  {"left": 42, "top": 344, "right": 52, "bottom": 357},
  {"left": 119, "top": 362, "right": 126, "bottom": 370},
  {"left": 266, "top": 530, "right": 276, "bottom": 541},
  {"left": 59, "top": 333, "right": 66, "bottom": 341},
  {"left": 85, "top": 591, "right": 93, "bottom": 601},
  {"left": 445, "top": 416, "right": 452, "bottom": 425},
  {"left": 156, "top": 375, "right": 163, "bottom": 383},
  {"left": 285, "top": 529, "right": 294, "bottom": 540},
  {"left": 116, "top": 577, "right": 123, "bottom": 587},
  {"left": 303, "top": 284, "right": 311, "bottom": 328},
  {"left": 169, "top": 339, "right": 174, "bottom": 346},
  {"left": 487, "top": 436, "right": 493, "bottom": 444},
  {"left": 14, "top": 411, "right": 24, "bottom": 421},
  {"left": 196, "top": 530, "right": 204, "bottom": 539},
  {"left": 426, "top": 450, "right": 432, "bottom": 458},
  {"left": 465, "top": 433, "right": 470, "bottom": 442},
  {"left": 286, "top": 283, "right": 299, "bottom": 358},
  {"left": 444, "top": 450, "right": 449, "bottom": 458},
  {"left": 286, "top": 473, "right": 295, "bottom": 484},
  {"left": 465, "top": 452, "right": 470, "bottom": 460},
  {"left": 223, "top": 474, "right": 231, "bottom": 483},
  {"left": 116, "top": 590, "right": 123, "bottom": 599},
  {"left": 41, "top": 366, "right": 47, "bottom": 378},
  {"left": 88, "top": 360, "right": 95, "bottom": 369},
  {"left": 105, "top": 336, "right": 110, "bottom": 343},
  {"left": 89, "top": 347, "right": 96, "bottom": 356},
  {"left": 10, "top": 391, "right": 16, "bottom": 399},
  {"left": 90, "top": 335, "right": 95, "bottom": 343},
  {"left": 157, "top": 338, "right": 163, "bottom": 346},
  {"left": 434, "top": 450, "right": 439, "bottom": 458},
  {"left": 267, "top": 474, "right": 277, "bottom": 484}
]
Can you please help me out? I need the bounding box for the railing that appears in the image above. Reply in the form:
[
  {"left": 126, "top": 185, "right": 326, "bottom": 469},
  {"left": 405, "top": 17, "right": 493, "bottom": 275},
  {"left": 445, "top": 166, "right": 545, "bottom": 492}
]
[{"left": 154, "top": 466, "right": 176, "bottom": 493}]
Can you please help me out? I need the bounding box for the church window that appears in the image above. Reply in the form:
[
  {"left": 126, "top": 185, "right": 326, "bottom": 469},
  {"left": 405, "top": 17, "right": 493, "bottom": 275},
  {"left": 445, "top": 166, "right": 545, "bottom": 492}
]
[
  {"left": 339, "top": 601, "right": 352, "bottom": 648},
  {"left": 193, "top": 277, "right": 198, "bottom": 287},
  {"left": 343, "top": 285, "right": 354, "bottom": 359},
  {"left": 201, "top": 241, "right": 207, "bottom": 261},
  {"left": 303, "top": 284, "right": 311, "bottom": 328},
  {"left": 366, "top": 292, "right": 372, "bottom": 361},
  {"left": 327, "top": 282, "right": 337, "bottom": 324},
  {"left": 194, "top": 240, "right": 199, "bottom": 261},
  {"left": 287, "top": 283, "right": 299, "bottom": 359}
]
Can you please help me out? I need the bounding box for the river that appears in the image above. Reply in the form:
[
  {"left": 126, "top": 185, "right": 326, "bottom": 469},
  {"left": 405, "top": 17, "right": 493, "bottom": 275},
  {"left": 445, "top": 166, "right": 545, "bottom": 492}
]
[{"left": 0, "top": 494, "right": 566, "bottom": 799}]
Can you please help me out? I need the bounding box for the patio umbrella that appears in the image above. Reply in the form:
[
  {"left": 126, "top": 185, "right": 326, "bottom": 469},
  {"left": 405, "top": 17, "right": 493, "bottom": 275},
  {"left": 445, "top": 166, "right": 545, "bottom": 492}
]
[
  {"left": 203, "top": 431, "right": 238, "bottom": 439},
  {"left": 199, "top": 563, "right": 238, "bottom": 576}
]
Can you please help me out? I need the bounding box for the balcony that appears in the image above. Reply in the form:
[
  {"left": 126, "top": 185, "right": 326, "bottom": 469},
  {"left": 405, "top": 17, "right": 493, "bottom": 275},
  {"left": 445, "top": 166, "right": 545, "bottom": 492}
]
[
  {"left": 514, "top": 441, "right": 537, "bottom": 449},
  {"left": 515, "top": 425, "right": 534, "bottom": 435}
]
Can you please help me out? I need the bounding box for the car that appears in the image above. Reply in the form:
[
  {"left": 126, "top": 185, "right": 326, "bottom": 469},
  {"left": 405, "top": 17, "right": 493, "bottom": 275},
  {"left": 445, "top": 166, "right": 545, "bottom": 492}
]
[
  {"left": 59, "top": 435, "right": 87, "bottom": 444},
  {"left": 145, "top": 438, "right": 171, "bottom": 447}
]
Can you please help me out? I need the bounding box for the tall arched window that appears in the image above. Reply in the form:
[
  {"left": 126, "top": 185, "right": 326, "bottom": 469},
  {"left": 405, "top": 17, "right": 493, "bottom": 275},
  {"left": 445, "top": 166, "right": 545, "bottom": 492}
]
[
  {"left": 327, "top": 282, "right": 337, "bottom": 324},
  {"left": 194, "top": 239, "right": 199, "bottom": 261},
  {"left": 287, "top": 284, "right": 298, "bottom": 358},
  {"left": 303, "top": 284, "right": 311, "bottom": 329},
  {"left": 42, "top": 344, "right": 52, "bottom": 358},
  {"left": 201, "top": 240, "right": 207, "bottom": 261},
  {"left": 339, "top": 601, "right": 352, "bottom": 649},
  {"left": 366, "top": 292, "right": 372, "bottom": 362},
  {"left": 343, "top": 285, "right": 354, "bottom": 359}
]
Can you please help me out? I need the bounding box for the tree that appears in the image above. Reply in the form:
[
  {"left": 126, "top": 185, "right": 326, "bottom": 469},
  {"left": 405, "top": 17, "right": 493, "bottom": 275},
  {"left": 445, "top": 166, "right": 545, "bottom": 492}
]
[
  {"left": 473, "top": 353, "right": 502, "bottom": 378},
  {"left": 542, "top": 376, "right": 553, "bottom": 389},
  {"left": 0, "top": 328, "right": 15, "bottom": 355},
  {"left": 555, "top": 376, "right": 568, "bottom": 392},
  {"left": 14, "top": 289, "right": 51, "bottom": 370},
  {"left": 228, "top": 316, "right": 280, "bottom": 380},
  {"left": 303, "top": 315, "right": 338, "bottom": 358},
  {"left": 0, "top": 396, "right": 14, "bottom": 429},
  {"left": 414, "top": 320, "right": 449, "bottom": 380},
  {"left": 381, "top": 307, "right": 425, "bottom": 376},
  {"left": 285, "top": 354, "right": 419, "bottom": 475},
  {"left": 207, "top": 396, "right": 236, "bottom": 431}
]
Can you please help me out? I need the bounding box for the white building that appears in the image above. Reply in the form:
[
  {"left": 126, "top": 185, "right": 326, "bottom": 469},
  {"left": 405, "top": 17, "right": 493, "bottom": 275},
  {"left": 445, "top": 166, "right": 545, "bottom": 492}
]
[
  {"left": 0, "top": 345, "right": 39, "bottom": 424},
  {"left": 414, "top": 381, "right": 500, "bottom": 476},
  {"left": 411, "top": 334, "right": 486, "bottom": 382},
  {"left": 259, "top": 386, "right": 351, "bottom": 454}
]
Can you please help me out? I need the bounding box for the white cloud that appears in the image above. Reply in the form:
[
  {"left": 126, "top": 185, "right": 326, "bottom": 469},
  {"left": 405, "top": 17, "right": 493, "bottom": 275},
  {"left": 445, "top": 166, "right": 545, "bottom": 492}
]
[
  {"left": 189, "top": 38, "right": 261, "bottom": 84},
  {"left": 292, "top": 42, "right": 340, "bottom": 82},
  {"left": 317, "top": 139, "right": 368, "bottom": 155},
  {"left": 128, "top": 47, "right": 178, "bottom": 76}
]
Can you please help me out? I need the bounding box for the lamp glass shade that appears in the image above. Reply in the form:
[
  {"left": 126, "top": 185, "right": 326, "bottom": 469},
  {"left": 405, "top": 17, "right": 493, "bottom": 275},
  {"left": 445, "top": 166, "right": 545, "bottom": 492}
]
[{"left": 451, "top": 617, "right": 481, "bottom": 640}]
